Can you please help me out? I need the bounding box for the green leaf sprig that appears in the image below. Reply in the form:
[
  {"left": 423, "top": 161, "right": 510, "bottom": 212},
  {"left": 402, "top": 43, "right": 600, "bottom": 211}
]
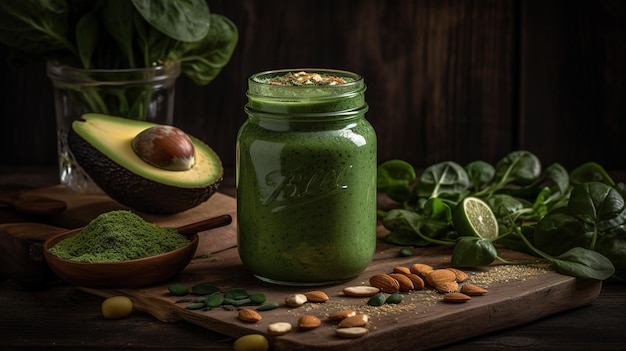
[{"left": 378, "top": 150, "right": 625, "bottom": 281}]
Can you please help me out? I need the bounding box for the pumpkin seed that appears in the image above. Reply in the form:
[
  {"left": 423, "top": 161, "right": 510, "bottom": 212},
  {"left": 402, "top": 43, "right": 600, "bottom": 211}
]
[
  {"left": 206, "top": 294, "right": 225, "bottom": 307},
  {"left": 224, "top": 297, "right": 252, "bottom": 306},
  {"left": 256, "top": 301, "right": 280, "bottom": 311},
  {"left": 191, "top": 283, "right": 220, "bottom": 295},
  {"left": 225, "top": 288, "right": 248, "bottom": 299},
  {"left": 248, "top": 293, "right": 267, "bottom": 304},
  {"left": 185, "top": 302, "right": 206, "bottom": 310},
  {"left": 367, "top": 292, "right": 386, "bottom": 306},
  {"left": 385, "top": 293, "right": 403, "bottom": 304},
  {"left": 399, "top": 247, "right": 414, "bottom": 257},
  {"left": 168, "top": 283, "right": 189, "bottom": 296}
]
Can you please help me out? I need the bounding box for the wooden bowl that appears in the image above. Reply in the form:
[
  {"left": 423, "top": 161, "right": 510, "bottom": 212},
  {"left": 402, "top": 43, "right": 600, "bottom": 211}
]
[{"left": 43, "top": 228, "right": 199, "bottom": 289}]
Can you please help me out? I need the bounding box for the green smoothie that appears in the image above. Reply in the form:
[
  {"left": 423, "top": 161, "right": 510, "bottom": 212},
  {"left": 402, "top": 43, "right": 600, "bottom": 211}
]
[{"left": 236, "top": 69, "right": 377, "bottom": 285}]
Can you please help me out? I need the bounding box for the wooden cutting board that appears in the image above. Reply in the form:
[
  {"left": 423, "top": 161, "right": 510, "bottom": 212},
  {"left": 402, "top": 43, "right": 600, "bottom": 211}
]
[{"left": 26, "top": 186, "right": 602, "bottom": 350}]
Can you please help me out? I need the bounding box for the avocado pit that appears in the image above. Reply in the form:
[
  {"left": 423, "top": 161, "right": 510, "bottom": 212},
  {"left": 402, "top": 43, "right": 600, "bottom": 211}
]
[{"left": 131, "top": 125, "right": 195, "bottom": 171}]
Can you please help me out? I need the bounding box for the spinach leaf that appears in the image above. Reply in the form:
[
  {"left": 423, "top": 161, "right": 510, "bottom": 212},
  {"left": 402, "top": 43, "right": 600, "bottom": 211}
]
[
  {"left": 549, "top": 247, "right": 615, "bottom": 280},
  {"left": 595, "top": 226, "right": 626, "bottom": 281},
  {"left": 0, "top": 0, "right": 75, "bottom": 56},
  {"left": 377, "top": 159, "right": 416, "bottom": 202},
  {"left": 570, "top": 162, "right": 616, "bottom": 187},
  {"left": 377, "top": 151, "right": 625, "bottom": 281},
  {"left": 545, "top": 163, "right": 570, "bottom": 196},
  {"left": 76, "top": 7, "right": 100, "bottom": 68},
  {"left": 416, "top": 161, "right": 470, "bottom": 200},
  {"left": 101, "top": 0, "right": 136, "bottom": 67},
  {"left": 451, "top": 237, "right": 497, "bottom": 267},
  {"left": 493, "top": 150, "right": 541, "bottom": 187},
  {"left": 568, "top": 182, "right": 626, "bottom": 232},
  {"left": 171, "top": 14, "right": 239, "bottom": 85},
  {"left": 533, "top": 209, "right": 594, "bottom": 255},
  {"left": 465, "top": 160, "right": 495, "bottom": 191},
  {"left": 131, "top": 0, "right": 210, "bottom": 42}
]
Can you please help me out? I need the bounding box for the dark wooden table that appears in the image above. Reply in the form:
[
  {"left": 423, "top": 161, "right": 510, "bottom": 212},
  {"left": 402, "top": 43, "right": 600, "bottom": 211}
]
[{"left": 1, "top": 166, "right": 625, "bottom": 351}]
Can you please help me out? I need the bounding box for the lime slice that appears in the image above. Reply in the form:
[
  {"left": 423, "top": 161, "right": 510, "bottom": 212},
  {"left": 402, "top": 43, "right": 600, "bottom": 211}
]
[{"left": 453, "top": 197, "right": 499, "bottom": 239}]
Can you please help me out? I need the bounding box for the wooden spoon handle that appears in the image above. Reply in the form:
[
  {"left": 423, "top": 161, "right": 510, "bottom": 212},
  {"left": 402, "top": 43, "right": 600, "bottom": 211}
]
[{"left": 176, "top": 214, "right": 232, "bottom": 236}]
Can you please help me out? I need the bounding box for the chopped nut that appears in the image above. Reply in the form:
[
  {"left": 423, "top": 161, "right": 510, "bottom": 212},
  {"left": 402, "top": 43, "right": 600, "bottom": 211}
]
[{"left": 284, "top": 293, "right": 308, "bottom": 307}]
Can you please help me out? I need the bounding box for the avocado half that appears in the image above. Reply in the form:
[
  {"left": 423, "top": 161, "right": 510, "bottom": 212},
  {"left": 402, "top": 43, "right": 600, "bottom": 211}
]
[{"left": 68, "top": 113, "right": 223, "bottom": 214}]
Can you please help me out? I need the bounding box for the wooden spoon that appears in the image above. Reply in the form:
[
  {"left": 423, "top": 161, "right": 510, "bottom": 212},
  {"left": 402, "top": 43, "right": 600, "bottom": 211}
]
[{"left": 176, "top": 214, "right": 232, "bottom": 236}]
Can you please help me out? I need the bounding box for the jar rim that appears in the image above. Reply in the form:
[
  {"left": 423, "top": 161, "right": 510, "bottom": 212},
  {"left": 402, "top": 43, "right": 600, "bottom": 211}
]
[
  {"left": 249, "top": 68, "right": 363, "bottom": 89},
  {"left": 46, "top": 61, "right": 181, "bottom": 84}
]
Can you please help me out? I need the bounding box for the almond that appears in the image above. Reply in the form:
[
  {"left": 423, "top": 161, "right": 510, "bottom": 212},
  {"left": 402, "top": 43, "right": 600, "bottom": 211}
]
[
  {"left": 460, "top": 284, "right": 488, "bottom": 296},
  {"left": 304, "top": 290, "right": 329, "bottom": 303},
  {"left": 298, "top": 315, "right": 321, "bottom": 329},
  {"left": 285, "top": 293, "right": 308, "bottom": 307},
  {"left": 443, "top": 292, "right": 471, "bottom": 303},
  {"left": 426, "top": 269, "right": 459, "bottom": 293},
  {"left": 392, "top": 266, "right": 411, "bottom": 275},
  {"left": 343, "top": 286, "right": 380, "bottom": 297},
  {"left": 343, "top": 285, "right": 380, "bottom": 297},
  {"left": 403, "top": 273, "right": 425, "bottom": 290},
  {"left": 388, "top": 273, "right": 414, "bottom": 291},
  {"left": 425, "top": 269, "right": 457, "bottom": 287},
  {"left": 369, "top": 274, "right": 400, "bottom": 293},
  {"left": 435, "top": 280, "right": 459, "bottom": 293},
  {"left": 410, "top": 263, "right": 434, "bottom": 277},
  {"left": 267, "top": 322, "right": 292, "bottom": 335},
  {"left": 338, "top": 313, "right": 369, "bottom": 328},
  {"left": 238, "top": 308, "right": 262, "bottom": 323},
  {"left": 328, "top": 309, "right": 357, "bottom": 321},
  {"left": 446, "top": 268, "right": 469, "bottom": 282},
  {"left": 336, "top": 327, "right": 369, "bottom": 338}
]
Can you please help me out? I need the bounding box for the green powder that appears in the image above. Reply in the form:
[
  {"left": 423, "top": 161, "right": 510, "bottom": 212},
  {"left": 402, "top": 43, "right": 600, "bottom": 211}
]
[{"left": 48, "top": 210, "right": 189, "bottom": 263}]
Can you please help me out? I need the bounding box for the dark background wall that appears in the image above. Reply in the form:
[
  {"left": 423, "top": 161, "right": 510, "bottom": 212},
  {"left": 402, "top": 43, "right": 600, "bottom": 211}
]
[{"left": 1, "top": 0, "right": 625, "bottom": 179}]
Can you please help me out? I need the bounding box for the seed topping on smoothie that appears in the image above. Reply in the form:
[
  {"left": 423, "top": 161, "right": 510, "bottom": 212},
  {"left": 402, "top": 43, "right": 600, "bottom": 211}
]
[{"left": 263, "top": 71, "right": 349, "bottom": 86}]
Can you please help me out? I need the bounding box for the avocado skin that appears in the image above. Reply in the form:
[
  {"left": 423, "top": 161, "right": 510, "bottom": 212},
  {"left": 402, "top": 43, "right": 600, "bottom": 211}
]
[{"left": 67, "top": 128, "right": 221, "bottom": 214}]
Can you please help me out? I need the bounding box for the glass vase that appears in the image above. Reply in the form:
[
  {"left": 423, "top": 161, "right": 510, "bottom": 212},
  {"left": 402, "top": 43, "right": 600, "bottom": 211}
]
[{"left": 47, "top": 61, "right": 181, "bottom": 194}]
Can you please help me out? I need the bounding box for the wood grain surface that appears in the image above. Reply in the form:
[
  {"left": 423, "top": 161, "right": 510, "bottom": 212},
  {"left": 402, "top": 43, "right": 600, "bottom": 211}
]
[
  {"left": 81, "top": 235, "right": 601, "bottom": 351},
  {"left": 22, "top": 187, "right": 601, "bottom": 351},
  {"left": 1, "top": 0, "right": 624, "bottom": 174}
]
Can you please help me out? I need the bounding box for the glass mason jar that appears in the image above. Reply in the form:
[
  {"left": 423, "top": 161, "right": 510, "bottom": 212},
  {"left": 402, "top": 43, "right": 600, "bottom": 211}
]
[
  {"left": 47, "top": 61, "right": 181, "bottom": 194},
  {"left": 236, "top": 69, "right": 377, "bottom": 285}
]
